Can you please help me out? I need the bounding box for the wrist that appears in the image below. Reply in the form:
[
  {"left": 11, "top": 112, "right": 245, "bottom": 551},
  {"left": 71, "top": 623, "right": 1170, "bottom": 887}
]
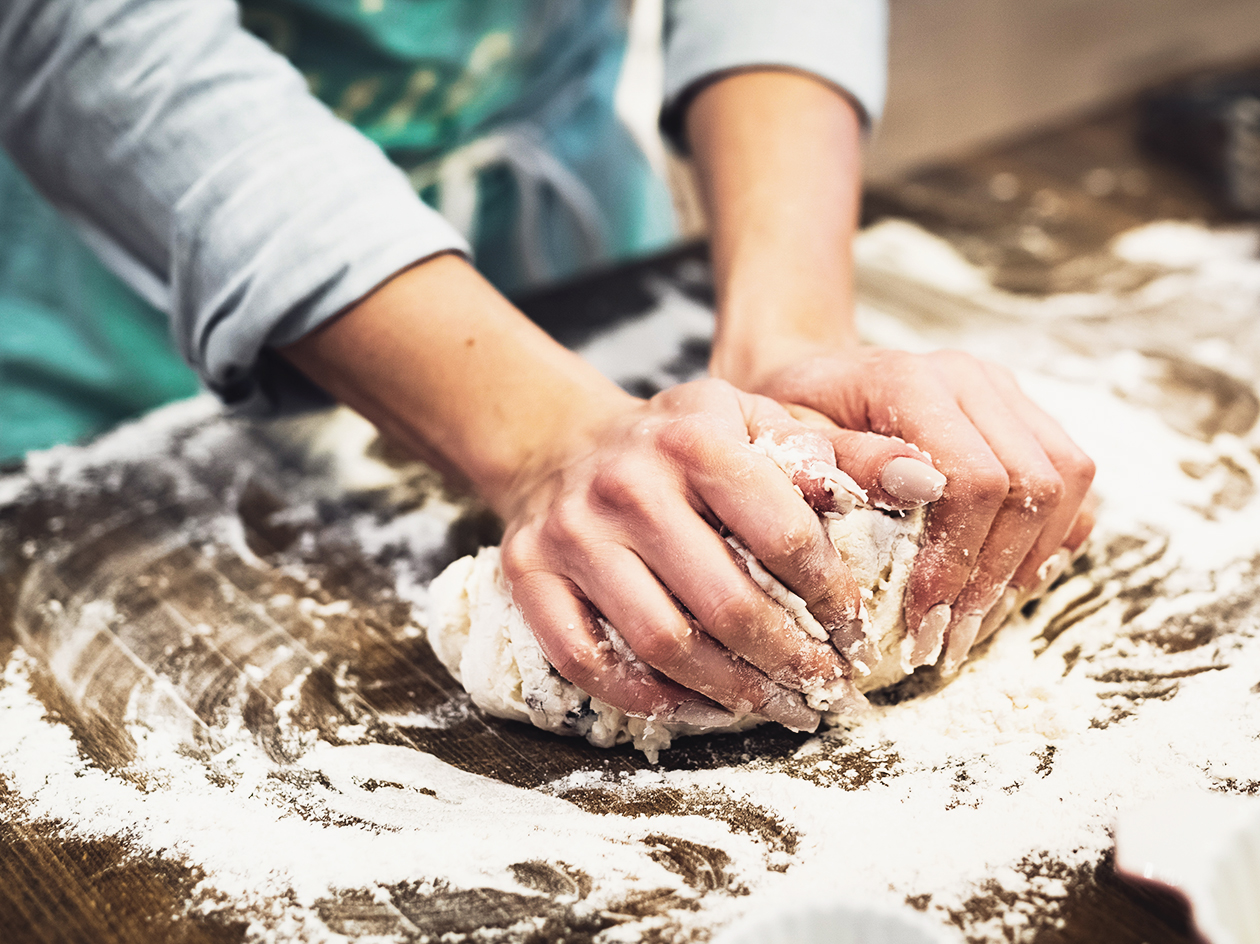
[
  {"left": 494, "top": 385, "right": 639, "bottom": 522},
  {"left": 684, "top": 70, "right": 865, "bottom": 394},
  {"left": 710, "top": 272, "right": 860, "bottom": 391},
  {"left": 280, "top": 254, "right": 639, "bottom": 520}
]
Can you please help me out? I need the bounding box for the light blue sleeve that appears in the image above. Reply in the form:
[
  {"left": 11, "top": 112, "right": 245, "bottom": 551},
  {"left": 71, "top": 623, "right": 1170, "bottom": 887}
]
[
  {"left": 660, "top": 0, "right": 889, "bottom": 151},
  {"left": 0, "top": 0, "right": 469, "bottom": 413}
]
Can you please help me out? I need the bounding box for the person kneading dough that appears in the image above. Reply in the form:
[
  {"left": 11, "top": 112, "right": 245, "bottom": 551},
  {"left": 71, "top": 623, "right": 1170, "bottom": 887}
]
[{"left": 0, "top": 0, "right": 1095, "bottom": 743}]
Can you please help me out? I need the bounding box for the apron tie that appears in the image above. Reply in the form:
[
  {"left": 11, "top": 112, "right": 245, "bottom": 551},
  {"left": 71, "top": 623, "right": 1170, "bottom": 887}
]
[{"left": 408, "top": 126, "right": 608, "bottom": 285}]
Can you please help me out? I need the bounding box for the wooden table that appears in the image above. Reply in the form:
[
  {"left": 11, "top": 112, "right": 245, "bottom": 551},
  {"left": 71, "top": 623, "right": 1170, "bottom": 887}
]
[{"left": 4, "top": 92, "right": 1252, "bottom": 944}]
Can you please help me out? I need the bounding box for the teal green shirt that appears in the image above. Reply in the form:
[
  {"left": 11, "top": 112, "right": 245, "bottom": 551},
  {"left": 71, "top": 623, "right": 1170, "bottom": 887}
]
[
  {"left": 0, "top": 0, "right": 676, "bottom": 461},
  {"left": 237, "top": 0, "right": 677, "bottom": 288},
  {"left": 0, "top": 0, "right": 888, "bottom": 462}
]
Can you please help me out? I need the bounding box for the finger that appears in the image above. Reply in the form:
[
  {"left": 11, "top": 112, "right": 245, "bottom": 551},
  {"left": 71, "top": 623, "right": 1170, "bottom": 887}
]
[
  {"left": 976, "top": 583, "right": 1022, "bottom": 645},
  {"left": 895, "top": 399, "right": 1011, "bottom": 665},
  {"left": 687, "top": 432, "right": 872, "bottom": 669},
  {"left": 1063, "top": 489, "right": 1099, "bottom": 554},
  {"left": 507, "top": 567, "right": 727, "bottom": 723},
  {"left": 824, "top": 428, "right": 946, "bottom": 511},
  {"left": 569, "top": 544, "right": 821, "bottom": 731},
  {"left": 1022, "top": 493, "right": 1098, "bottom": 605},
  {"left": 622, "top": 492, "right": 855, "bottom": 695},
  {"left": 938, "top": 383, "right": 1065, "bottom": 674},
  {"left": 723, "top": 535, "right": 870, "bottom": 707},
  {"left": 777, "top": 402, "right": 948, "bottom": 511},
  {"left": 784, "top": 401, "right": 948, "bottom": 511},
  {"left": 984, "top": 366, "right": 1097, "bottom": 593},
  {"left": 649, "top": 394, "right": 872, "bottom": 663},
  {"left": 743, "top": 399, "right": 866, "bottom": 516}
]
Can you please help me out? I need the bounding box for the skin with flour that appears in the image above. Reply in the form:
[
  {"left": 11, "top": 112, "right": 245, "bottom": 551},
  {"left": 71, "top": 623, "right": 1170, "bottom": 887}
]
[
  {"left": 685, "top": 73, "right": 1096, "bottom": 673},
  {"left": 284, "top": 71, "right": 1096, "bottom": 733},
  {"left": 425, "top": 466, "right": 928, "bottom": 761}
]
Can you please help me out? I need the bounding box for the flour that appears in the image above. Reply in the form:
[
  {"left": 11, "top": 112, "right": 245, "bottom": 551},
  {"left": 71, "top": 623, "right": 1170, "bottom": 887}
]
[
  {"left": 3, "top": 217, "right": 1260, "bottom": 944},
  {"left": 424, "top": 442, "right": 926, "bottom": 760},
  {"left": 1110, "top": 220, "right": 1260, "bottom": 268},
  {"left": 0, "top": 651, "right": 772, "bottom": 937}
]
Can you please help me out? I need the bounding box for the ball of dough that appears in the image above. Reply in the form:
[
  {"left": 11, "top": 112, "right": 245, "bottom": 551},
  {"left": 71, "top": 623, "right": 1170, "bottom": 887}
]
[{"left": 425, "top": 505, "right": 924, "bottom": 761}]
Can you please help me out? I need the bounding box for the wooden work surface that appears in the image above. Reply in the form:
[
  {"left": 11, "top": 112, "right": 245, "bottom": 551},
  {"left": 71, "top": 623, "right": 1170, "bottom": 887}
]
[{"left": 3, "top": 95, "right": 1258, "bottom": 944}]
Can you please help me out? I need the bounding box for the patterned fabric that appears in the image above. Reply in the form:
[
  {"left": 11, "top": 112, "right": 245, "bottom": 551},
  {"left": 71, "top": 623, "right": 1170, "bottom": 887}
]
[
  {"left": 238, "top": 0, "right": 675, "bottom": 286},
  {"left": 0, "top": 151, "right": 200, "bottom": 463},
  {"left": 0, "top": 0, "right": 676, "bottom": 461}
]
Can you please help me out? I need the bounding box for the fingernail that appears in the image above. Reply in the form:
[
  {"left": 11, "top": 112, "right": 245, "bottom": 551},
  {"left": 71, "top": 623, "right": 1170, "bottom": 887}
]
[
  {"left": 671, "top": 700, "right": 739, "bottom": 728},
  {"left": 941, "top": 612, "right": 982, "bottom": 676},
  {"left": 1031, "top": 548, "right": 1072, "bottom": 599},
  {"left": 904, "top": 603, "right": 950, "bottom": 670},
  {"left": 801, "top": 675, "right": 865, "bottom": 713},
  {"left": 830, "top": 616, "right": 875, "bottom": 676},
  {"left": 978, "top": 586, "right": 1019, "bottom": 643},
  {"left": 826, "top": 678, "right": 871, "bottom": 716},
  {"left": 761, "top": 687, "right": 821, "bottom": 732},
  {"left": 880, "top": 456, "right": 947, "bottom": 505}
]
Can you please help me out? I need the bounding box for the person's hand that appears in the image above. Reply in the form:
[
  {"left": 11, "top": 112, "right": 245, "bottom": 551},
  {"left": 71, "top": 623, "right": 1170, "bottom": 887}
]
[
  {"left": 743, "top": 346, "right": 1097, "bottom": 674},
  {"left": 280, "top": 256, "right": 944, "bottom": 730},
  {"left": 682, "top": 70, "right": 1095, "bottom": 677},
  {"left": 495, "top": 377, "right": 938, "bottom": 729}
]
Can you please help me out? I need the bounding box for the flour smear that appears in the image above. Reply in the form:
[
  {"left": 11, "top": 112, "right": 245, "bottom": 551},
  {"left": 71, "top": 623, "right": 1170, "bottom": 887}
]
[{"left": 3, "top": 219, "right": 1260, "bottom": 943}]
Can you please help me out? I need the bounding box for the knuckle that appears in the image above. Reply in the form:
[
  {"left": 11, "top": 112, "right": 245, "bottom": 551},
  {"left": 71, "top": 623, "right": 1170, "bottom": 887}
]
[
  {"left": 875, "top": 347, "right": 913, "bottom": 369},
  {"left": 590, "top": 461, "right": 670, "bottom": 527},
  {"left": 538, "top": 499, "right": 589, "bottom": 548},
  {"left": 590, "top": 462, "right": 640, "bottom": 511},
  {"left": 760, "top": 514, "right": 818, "bottom": 564},
  {"left": 815, "top": 576, "right": 860, "bottom": 620},
  {"left": 955, "top": 462, "right": 1010, "bottom": 509},
  {"left": 694, "top": 376, "right": 735, "bottom": 400},
  {"left": 656, "top": 413, "right": 713, "bottom": 464},
  {"left": 631, "top": 626, "right": 688, "bottom": 670},
  {"left": 498, "top": 536, "right": 531, "bottom": 581},
  {"left": 1043, "top": 440, "right": 1096, "bottom": 495},
  {"left": 1009, "top": 470, "right": 1064, "bottom": 516},
  {"left": 876, "top": 349, "right": 920, "bottom": 384},
  {"left": 1067, "top": 450, "right": 1097, "bottom": 490},
  {"left": 655, "top": 377, "right": 728, "bottom": 411},
  {"left": 988, "top": 362, "right": 1018, "bottom": 386},
  {"left": 935, "top": 348, "right": 978, "bottom": 371},
  {"left": 708, "top": 592, "right": 762, "bottom": 644}
]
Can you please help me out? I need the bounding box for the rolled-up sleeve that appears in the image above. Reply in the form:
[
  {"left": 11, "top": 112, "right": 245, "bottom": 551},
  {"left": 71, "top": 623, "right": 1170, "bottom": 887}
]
[
  {"left": 0, "top": 0, "right": 469, "bottom": 413},
  {"left": 661, "top": 0, "right": 889, "bottom": 151}
]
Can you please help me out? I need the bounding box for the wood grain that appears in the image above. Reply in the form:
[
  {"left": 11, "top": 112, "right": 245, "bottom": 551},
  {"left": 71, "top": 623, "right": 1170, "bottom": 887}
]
[{"left": 0, "top": 96, "right": 1232, "bottom": 943}]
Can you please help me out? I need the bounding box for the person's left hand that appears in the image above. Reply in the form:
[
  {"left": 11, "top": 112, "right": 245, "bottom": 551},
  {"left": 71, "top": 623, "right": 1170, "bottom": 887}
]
[
  {"left": 738, "top": 344, "right": 1097, "bottom": 674},
  {"left": 682, "top": 68, "right": 1096, "bottom": 674}
]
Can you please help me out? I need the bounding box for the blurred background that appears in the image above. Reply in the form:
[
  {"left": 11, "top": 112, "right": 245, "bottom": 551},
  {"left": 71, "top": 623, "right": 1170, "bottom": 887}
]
[{"left": 615, "top": 0, "right": 1260, "bottom": 236}]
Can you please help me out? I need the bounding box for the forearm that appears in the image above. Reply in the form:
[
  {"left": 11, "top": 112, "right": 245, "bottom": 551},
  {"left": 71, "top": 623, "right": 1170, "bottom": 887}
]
[
  {"left": 0, "top": 0, "right": 466, "bottom": 410},
  {"left": 279, "top": 254, "right": 635, "bottom": 517},
  {"left": 280, "top": 253, "right": 918, "bottom": 727},
  {"left": 686, "top": 70, "right": 865, "bottom": 389}
]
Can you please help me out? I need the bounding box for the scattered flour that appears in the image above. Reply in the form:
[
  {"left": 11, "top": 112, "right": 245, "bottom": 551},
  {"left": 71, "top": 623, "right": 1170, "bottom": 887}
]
[
  {"left": 3, "top": 218, "right": 1260, "bottom": 943},
  {"left": 424, "top": 441, "right": 925, "bottom": 760}
]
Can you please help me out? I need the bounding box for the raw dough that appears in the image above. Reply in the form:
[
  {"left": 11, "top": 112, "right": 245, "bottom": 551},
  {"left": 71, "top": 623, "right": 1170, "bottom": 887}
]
[{"left": 425, "top": 441, "right": 926, "bottom": 760}]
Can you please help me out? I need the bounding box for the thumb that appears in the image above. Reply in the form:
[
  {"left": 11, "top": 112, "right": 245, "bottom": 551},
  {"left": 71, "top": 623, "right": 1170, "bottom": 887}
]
[
  {"left": 742, "top": 395, "right": 866, "bottom": 517},
  {"left": 781, "top": 402, "right": 947, "bottom": 511},
  {"left": 825, "top": 426, "right": 946, "bottom": 511}
]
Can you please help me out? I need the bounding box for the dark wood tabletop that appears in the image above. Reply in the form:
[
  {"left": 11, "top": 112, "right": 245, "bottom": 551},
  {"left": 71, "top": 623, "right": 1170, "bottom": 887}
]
[{"left": 4, "top": 80, "right": 1255, "bottom": 944}]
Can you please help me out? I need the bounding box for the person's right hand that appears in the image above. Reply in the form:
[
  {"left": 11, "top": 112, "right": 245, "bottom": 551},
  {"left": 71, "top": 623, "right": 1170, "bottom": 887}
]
[
  {"left": 495, "top": 377, "right": 932, "bottom": 730},
  {"left": 740, "top": 347, "right": 1097, "bottom": 675},
  {"left": 279, "top": 255, "right": 940, "bottom": 730},
  {"left": 681, "top": 70, "right": 1096, "bottom": 680}
]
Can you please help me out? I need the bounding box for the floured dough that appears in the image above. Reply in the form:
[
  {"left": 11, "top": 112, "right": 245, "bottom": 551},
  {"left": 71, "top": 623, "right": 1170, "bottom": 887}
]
[
  {"left": 425, "top": 498, "right": 925, "bottom": 761},
  {"left": 427, "top": 548, "right": 767, "bottom": 761}
]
